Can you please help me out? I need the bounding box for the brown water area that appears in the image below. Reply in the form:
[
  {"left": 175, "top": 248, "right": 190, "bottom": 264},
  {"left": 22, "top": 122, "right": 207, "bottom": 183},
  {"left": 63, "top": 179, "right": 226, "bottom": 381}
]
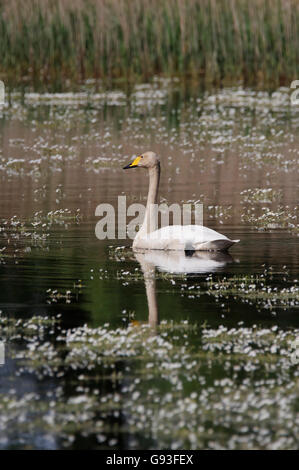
[{"left": 0, "top": 81, "right": 298, "bottom": 449}]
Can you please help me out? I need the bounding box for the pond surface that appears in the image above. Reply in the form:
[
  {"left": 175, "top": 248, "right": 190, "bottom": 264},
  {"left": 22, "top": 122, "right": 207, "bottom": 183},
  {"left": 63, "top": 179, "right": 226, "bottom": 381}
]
[{"left": 0, "top": 81, "right": 298, "bottom": 449}]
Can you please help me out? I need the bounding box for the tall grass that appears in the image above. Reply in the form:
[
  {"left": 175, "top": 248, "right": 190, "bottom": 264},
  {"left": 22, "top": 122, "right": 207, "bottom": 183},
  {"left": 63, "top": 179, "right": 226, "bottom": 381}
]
[{"left": 0, "top": 0, "right": 298, "bottom": 86}]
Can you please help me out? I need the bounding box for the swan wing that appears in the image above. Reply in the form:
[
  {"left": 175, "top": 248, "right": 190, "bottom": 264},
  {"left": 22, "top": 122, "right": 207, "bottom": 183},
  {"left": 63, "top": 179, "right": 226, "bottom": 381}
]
[{"left": 134, "top": 225, "right": 239, "bottom": 251}]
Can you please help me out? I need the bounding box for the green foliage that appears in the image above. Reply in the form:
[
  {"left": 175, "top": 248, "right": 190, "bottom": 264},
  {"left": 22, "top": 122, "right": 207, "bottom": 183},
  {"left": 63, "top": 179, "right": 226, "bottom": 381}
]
[{"left": 0, "top": 0, "right": 298, "bottom": 86}]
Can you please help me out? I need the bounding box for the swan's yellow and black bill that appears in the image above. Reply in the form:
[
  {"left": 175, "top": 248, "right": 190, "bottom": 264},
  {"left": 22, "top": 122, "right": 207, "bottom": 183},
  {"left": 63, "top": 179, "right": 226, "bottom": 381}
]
[{"left": 123, "top": 156, "right": 142, "bottom": 169}]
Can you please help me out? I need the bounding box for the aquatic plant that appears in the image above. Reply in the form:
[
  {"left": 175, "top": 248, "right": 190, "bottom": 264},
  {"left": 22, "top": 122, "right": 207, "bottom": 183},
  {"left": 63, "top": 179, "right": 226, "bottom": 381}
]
[
  {"left": 1, "top": 314, "right": 298, "bottom": 449},
  {"left": 0, "top": 210, "right": 82, "bottom": 262},
  {"left": 241, "top": 205, "right": 299, "bottom": 233},
  {"left": 240, "top": 188, "right": 283, "bottom": 204},
  {"left": 0, "top": 0, "right": 298, "bottom": 86},
  {"left": 175, "top": 270, "right": 299, "bottom": 313}
]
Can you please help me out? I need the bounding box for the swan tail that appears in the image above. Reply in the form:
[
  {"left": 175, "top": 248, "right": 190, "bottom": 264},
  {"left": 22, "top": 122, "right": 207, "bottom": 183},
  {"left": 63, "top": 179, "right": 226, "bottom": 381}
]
[{"left": 192, "top": 238, "right": 239, "bottom": 252}]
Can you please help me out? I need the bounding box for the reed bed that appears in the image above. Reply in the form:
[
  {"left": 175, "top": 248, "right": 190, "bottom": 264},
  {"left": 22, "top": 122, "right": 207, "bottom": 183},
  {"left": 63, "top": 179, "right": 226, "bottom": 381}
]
[{"left": 0, "top": 0, "right": 298, "bottom": 86}]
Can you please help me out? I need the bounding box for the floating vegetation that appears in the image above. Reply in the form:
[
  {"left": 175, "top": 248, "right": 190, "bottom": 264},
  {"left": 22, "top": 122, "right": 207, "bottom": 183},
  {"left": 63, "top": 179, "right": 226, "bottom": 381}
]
[
  {"left": 0, "top": 210, "right": 82, "bottom": 261},
  {"left": 0, "top": 314, "right": 298, "bottom": 449},
  {"left": 241, "top": 188, "right": 283, "bottom": 204},
  {"left": 241, "top": 206, "right": 299, "bottom": 233},
  {"left": 188, "top": 272, "right": 299, "bottom": 312},
  {"left": 208, "top": 280, "right": 299, "bottom": 311},
  {"left": 1, "top": 210, "right": 81, "bottom": 234},
  {"left": 1, "top": 85, "right": 299, "bottom": 188},
  {"left": 46, "top": 289, "right": 73, "bottom": 304},
  {"left": 24, "top": 91, "right": 127, "bottom": 107},
  {"left": 0, "top": 210, "right": 80, "bottom": 241},
  {"left": 108, "top": 245, "right": 129, "bottom": 262},
  {"left": 202, "top": 325, "right": 296, "bottom": 360},
  {"left": 207, "top": 205, "right": 233, "bottom": 223},
  {"left": 0, "top": 314, "right": 60, "bottom": 340}
]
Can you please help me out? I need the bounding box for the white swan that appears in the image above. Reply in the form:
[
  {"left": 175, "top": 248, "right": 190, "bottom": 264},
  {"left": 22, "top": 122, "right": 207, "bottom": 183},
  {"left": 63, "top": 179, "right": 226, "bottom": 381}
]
[{"left": 123, "top": 151, "right": 239, "bottom": 251}]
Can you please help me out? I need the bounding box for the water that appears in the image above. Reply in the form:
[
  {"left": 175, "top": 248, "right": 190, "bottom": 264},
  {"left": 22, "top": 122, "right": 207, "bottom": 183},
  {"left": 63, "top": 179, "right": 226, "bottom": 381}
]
[{"left": 0, "top": 81, "right": 298, "bottom": 449}]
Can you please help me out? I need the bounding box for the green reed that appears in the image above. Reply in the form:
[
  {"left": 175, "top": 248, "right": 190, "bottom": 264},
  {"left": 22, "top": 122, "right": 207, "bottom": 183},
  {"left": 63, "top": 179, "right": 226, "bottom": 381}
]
[{"left": 0, "top": 0, "right": 298, "bottom": 86}]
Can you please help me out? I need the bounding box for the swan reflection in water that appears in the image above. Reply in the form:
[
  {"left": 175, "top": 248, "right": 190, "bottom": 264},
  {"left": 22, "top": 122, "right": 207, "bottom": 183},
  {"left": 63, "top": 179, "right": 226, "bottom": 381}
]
[{"left": 134, "top": 250, "right": 233, "bottom": 327}]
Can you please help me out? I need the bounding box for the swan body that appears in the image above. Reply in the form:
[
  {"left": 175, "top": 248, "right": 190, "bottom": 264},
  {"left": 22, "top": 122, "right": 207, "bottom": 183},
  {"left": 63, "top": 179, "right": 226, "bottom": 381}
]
[
  {"left": 133, "top": 224, "right": 237, "bottom": 251},
  {"left": 123, "top": 151, "right": 239, "bottom": 252}
]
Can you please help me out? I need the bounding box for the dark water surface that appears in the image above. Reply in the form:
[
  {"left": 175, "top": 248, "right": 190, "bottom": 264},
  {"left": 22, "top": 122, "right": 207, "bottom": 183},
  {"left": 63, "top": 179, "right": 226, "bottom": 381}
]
[{"left": 0, "top": 82, "right": 298, "bottom": 449}]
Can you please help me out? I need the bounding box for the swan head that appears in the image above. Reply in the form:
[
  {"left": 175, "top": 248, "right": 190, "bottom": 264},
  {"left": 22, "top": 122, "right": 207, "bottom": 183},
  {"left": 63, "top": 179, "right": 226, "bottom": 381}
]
[{"left": 123, "top": 151, "right": 159, "bottom": 170}]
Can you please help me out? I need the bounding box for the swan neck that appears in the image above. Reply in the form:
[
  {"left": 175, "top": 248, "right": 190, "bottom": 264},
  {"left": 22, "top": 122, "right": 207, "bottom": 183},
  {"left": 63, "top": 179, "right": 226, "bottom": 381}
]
[
  {"left": 142, "top": 163, "right": 160, "bottom": 234},
  {"left": 136, "top": 255, "right": 159, "bottom": 327},
  {"left": 145, "top": 266, "right": 159, "bottom": 327},
  {"left": 148, "top": 163, "right": 160, "bottom": 203}
]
